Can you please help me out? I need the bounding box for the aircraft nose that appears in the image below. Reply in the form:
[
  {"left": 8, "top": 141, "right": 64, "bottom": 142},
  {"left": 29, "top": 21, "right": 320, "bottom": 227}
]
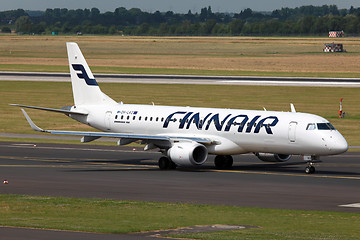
[{"left": 328, "top": 133, "right": 348, "bottom": 154}]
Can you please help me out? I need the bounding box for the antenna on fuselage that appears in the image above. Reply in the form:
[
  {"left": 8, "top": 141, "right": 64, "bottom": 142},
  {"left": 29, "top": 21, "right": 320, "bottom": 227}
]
[{"left": 290, "top": 103, "right": 296, "bottom": 113}]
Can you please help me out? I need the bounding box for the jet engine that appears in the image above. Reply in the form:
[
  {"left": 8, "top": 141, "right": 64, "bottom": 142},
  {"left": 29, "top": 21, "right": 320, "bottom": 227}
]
[
  {"left": 255, "top": 153, "right": 292, "bottom": 162},
  {"left": 168, "top": 142, "right": 208, "bottom": 167}
]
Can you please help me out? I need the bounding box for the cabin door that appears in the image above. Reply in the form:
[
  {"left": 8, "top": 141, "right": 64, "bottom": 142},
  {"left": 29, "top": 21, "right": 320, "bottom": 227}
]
[{"left": 288, "top": 121, "right": 297, "bottom": 142}]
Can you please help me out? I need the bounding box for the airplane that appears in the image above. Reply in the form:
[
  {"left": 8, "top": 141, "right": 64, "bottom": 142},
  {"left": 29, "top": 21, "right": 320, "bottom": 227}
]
[{"left": 11, "top": 42, "right": 348, "bottom": 174}]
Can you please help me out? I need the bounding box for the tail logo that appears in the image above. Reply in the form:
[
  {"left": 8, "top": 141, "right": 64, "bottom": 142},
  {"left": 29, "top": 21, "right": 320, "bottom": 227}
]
[{"left": 72, "top": 64, "right": 98, "bottom": 86}]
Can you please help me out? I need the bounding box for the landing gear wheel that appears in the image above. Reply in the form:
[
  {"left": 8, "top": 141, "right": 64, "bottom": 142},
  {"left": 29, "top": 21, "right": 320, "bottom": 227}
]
[
  {"left": 214, "top": 155, "right": 233, "bottom": 170},
  {"left": 305, "top": 166, "right": 315, "bottom": 174},
  {"left": 168, "top": 160, "right": 177, "bottom": 170},
  {"left": 303, "top": 156, "right": 319, "bottom": 174},
  {"left": 158, "top": 156, "right": 170, "bottom": 170},
  {"left": 158, "top": 156, "right": 176, "bottom": 170}
]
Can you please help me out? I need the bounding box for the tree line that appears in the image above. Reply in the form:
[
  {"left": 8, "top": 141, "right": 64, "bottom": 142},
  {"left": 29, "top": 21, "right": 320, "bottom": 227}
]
[{"left": 1, "top": 5, "right": 360, "bottom": 35}]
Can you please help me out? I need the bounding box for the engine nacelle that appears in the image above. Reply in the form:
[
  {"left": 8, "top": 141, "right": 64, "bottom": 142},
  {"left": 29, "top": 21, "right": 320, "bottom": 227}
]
[
  {"left": 255, "top": 153, "right": 292, "bottom": 162},
  {"left": 168, "top": 142, "right": 208, "bottom": 167}
]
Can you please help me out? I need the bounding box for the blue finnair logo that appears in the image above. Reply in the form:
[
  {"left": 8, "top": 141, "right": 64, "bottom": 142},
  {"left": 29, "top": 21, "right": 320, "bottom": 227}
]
[
  {"left": 72, "top": 64, "right": 98, "bottom": 86},
  {"left": 163, "top": 111, "right": 279, "bottom": 134}
]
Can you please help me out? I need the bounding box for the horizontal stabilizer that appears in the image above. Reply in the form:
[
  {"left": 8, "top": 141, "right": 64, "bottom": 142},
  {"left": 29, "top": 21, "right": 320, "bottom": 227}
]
[{"left": 10, "top": 104, "right": 88, "bottom": 115}]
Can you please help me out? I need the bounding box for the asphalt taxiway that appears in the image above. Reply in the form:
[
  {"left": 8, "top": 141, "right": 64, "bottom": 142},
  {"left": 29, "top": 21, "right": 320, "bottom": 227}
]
[
  {"left": 1, "top": 141, "right": 360, "bottom": 239},
  {"left": 1, "top": 141, "right": 359, "bottom": 212}
]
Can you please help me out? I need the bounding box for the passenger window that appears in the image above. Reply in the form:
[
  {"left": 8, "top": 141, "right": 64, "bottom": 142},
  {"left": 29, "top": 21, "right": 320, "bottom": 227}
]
[{"left": 306, "top": 123, "right": 316, "bottom": 130}]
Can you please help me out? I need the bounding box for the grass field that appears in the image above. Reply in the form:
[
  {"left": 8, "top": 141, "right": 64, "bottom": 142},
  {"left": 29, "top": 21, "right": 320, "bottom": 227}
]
[
  {"left": 1, "top": 194, "right": 359, "bottom": 239},
  {"left": 1, "top": 35, "right": 360, "bottom": 77}
]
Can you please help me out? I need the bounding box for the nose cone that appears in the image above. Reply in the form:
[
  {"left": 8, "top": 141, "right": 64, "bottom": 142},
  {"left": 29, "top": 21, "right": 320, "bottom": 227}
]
[{"left": 328, "top": 133, "right": 348, "bottom": 154}]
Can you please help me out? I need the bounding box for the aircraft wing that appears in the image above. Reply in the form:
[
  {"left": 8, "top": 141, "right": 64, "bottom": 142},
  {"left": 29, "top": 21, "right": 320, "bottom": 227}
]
[{"left": 20, "top": 109, "right": 213, "bottom": 145}]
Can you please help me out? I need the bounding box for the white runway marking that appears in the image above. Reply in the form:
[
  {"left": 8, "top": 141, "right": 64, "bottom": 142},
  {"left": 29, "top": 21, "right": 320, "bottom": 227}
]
[{"left": 338, "top": 203, "right": 360, "bottom": 208}]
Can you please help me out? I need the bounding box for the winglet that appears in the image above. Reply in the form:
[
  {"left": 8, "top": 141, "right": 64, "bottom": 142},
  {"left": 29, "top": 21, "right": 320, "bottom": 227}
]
[{"left": 21, "top": 109, "right": 45, "bottom": 132}]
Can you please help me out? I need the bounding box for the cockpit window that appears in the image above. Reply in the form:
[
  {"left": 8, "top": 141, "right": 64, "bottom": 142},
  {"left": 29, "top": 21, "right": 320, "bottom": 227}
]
[
  {"left": 317, "top": 123, "right": 336, "bottom": 130},
  {"left": 306, "top": 123, "right": 316, "bottom": 130}
]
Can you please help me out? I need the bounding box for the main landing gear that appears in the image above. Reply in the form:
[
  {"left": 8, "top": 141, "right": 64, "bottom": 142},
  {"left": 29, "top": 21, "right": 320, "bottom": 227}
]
[
  {"left": 214, "top": 155, "right": 233, "bottom": 170},
  {"left": 158, "top": 155, "right": 234, "bottom": 170},
  {"left": 158, "top": 156, "right": 176, "bottom": 170},
  {"left": 304, "top": 155, "right": 319, "bottom": 174}
]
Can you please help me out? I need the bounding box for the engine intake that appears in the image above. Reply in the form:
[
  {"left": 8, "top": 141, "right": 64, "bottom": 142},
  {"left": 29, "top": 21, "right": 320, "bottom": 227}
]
[
  {"left": 255, "top": 153, "right": 292, "bottom": 162},
  {"left": 168, "top": 142, "right": 208, "bottom": 167}
]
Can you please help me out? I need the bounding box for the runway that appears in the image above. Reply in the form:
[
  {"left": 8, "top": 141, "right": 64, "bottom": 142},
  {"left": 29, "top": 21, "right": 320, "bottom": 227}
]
[
  {"left": 1, "top": 141, "right": 359, "bottom": 213},
  {"left": 1, "top": 71, "right": 360, "bottom": 87}
]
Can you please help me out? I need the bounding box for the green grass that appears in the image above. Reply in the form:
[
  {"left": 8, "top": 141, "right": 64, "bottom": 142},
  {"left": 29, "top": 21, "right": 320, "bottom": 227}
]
[
  {"left": 2, "top": 81, "right": 360, "bottom": 145},
  {"left": 1, "top": 35, "right": 360, "bottom": 78},
  {"left": 0, "top": 194, "right": 359, "bottom": 239},
  {"left": 0, "top": 64, "right": 68, "bottom": 72}
]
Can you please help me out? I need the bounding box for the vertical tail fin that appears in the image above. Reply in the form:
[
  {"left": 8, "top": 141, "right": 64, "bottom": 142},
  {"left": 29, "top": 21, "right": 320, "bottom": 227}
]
[{"left": 66, "top": 42, "right": 116, "bottom": 106}]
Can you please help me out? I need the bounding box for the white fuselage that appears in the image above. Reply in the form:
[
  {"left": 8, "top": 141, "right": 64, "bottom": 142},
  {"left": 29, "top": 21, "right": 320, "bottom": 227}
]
[{"left": 74, "top": 103, "right": 348, "bottom": 157}]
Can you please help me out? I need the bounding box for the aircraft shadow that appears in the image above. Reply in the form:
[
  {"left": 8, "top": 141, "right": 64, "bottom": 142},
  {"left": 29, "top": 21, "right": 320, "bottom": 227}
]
[{"left": 62, "top": 159, "right": 360, "bottom": 176}]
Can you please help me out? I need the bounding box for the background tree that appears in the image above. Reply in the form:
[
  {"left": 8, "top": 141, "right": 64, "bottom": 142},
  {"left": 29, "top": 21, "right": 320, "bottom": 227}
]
[{"left": 15, "top": 15, "right": 32, "bottom": 33}]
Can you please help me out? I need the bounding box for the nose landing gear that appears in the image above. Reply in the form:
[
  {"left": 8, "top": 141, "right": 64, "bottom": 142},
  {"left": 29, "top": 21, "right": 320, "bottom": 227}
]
[
  {"left": 303, "top": 155, "right": 319, "bottom": 174},
  {"left": 305, "top": 164, "right": 315, "bottom": 174}
]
